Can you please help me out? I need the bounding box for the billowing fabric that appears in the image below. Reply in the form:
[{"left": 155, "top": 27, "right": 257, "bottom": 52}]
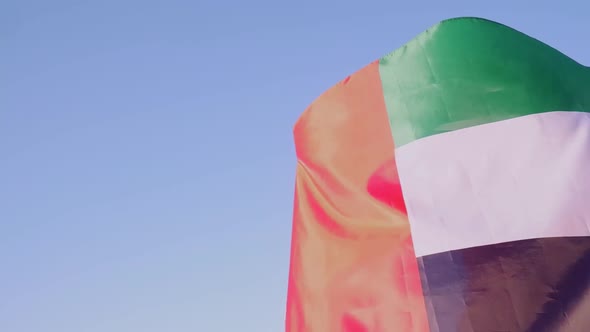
[
  {"left": 286, "top": 17, "right": 590, "bottom": 332},
  {"left": 287, "top": 62, "right": 429, "bottom": 332}
]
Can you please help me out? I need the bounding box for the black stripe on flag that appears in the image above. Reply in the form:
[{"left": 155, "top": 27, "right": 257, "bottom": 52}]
[{"left": 418, "top": 236, "right": 590, "bottom": 332}]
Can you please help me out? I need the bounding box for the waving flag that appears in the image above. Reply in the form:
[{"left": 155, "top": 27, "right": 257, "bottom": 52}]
[{"left": 286, "top": 17, "right": 590, "bottom": 332}]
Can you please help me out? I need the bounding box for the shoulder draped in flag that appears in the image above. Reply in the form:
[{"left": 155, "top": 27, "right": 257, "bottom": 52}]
[{"left": 286, "top": 17, "right": 590, "bottom": 332}]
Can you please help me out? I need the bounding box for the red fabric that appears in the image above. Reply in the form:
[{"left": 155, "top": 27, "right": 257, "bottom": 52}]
[{"left": 286, "top": 62, "right": 429, "bottom": 332}]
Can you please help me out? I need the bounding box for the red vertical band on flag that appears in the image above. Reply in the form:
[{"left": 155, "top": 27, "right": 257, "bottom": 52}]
[{"left": 286, "top": 61, "right": 429, "bottom": 332}]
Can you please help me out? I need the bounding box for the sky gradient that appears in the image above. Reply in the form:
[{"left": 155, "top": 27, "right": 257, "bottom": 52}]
[{"left": 2, "top": 1, "right": 589, "bottom": 331}]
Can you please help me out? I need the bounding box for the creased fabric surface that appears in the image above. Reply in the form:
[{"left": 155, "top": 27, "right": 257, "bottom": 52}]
[{"left": 286, "top": 62, "right": 429, "bottom": 332}]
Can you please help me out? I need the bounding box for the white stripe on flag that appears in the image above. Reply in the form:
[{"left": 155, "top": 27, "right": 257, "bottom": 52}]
[{"left": 396, "top": 111, "right": 590, "bottom": 257}]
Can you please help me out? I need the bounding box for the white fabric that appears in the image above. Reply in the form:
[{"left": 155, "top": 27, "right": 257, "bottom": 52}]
[{"left": 396, "top": 111, "right": 590, "bottom": 257}]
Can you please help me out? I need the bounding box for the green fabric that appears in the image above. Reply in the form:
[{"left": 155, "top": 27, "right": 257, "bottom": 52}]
[{"left": 378, "top": 17, "right": 590, "bottom": 147}]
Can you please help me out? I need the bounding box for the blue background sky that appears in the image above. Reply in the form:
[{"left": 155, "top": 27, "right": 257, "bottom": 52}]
[{"left": 2, "top": 1, "right": 588, "bottom": 331}]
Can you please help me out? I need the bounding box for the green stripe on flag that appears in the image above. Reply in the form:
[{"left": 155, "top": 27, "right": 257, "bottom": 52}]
[{"left": 378, "top": 17, "right": 590, "bottom": 147}]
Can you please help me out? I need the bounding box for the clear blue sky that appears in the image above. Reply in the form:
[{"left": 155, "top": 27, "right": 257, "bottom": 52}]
[{"left": 1, "top": 1, "right": 588, "bottom": 331}]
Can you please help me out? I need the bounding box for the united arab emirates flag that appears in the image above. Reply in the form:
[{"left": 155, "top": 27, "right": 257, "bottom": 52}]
[{"left": 286, "top": 18, "right": 590, "bottom": 332}]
